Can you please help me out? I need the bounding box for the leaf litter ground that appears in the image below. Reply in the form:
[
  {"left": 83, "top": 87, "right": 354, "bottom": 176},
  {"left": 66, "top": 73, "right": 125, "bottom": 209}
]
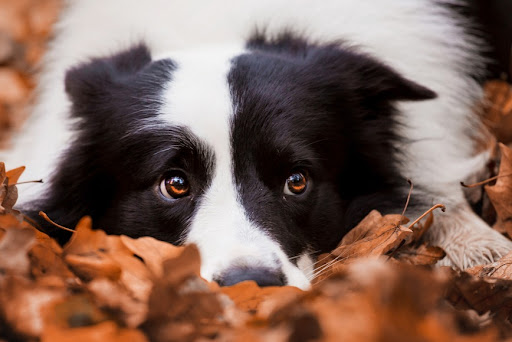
[{"left": 2, "top": 1, "right": 512, "bottom": 341}]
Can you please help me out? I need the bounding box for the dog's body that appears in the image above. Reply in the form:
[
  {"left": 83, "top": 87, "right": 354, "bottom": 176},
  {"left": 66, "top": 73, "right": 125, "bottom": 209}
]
[{"left": 2, "top": 0, "right": 511, "bottom": 288}]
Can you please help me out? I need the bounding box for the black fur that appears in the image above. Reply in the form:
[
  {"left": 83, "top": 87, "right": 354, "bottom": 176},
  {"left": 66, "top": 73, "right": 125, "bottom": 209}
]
[
  {"left": 27, "top": 44, "right": 215, "bottom": 244},
  {"left": 230, "top": 33, "right": 436, "bottom": 257}
]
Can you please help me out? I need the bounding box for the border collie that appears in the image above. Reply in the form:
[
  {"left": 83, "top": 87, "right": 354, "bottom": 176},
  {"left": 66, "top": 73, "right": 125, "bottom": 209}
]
[{"left": 2, "top": 0, "right": 511, "bottom": 289}]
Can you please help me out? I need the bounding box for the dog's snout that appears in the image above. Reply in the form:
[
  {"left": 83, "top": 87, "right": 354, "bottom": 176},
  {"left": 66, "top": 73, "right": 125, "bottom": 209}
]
[{"left": 214, "top": 267, "right": 286, "bottom": 287}]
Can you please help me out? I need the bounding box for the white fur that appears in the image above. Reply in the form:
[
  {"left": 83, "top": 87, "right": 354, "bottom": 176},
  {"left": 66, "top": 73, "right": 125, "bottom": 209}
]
[
  {"left": 2, "top": 0, "right": 511, "bottom": 281},
  {"left": 158, "top": 48, "right": 310, "bottom": 288}
]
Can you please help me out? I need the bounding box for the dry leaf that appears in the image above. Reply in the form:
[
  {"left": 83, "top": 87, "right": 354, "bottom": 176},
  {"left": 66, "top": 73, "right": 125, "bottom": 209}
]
[
  {"left": 313, "top": 210, "right": 413, "bottom": 283},
  {"left": 445, "top": 268, "right": 512, "bottom": 338},
  {"left": 220, "top": 281, "right": 302, "bottom": 315},
  {"left": 41, "top": 320, "right": 148, "bottom": 342},
  {"left": 340, "top": 210, "right": 407, "bottom": 245},
  {"left": 143, "top": 244, "right": 229, "bottom": 342},
  {"left": 395, "top": 243, "right": 446, "bottom": 266},
  {"left": 483, "top": 80, "right": 512, "bottom": 144},
  {"left": 469, "top": 251, "right": 512, "bottom": 280},
  {"left": 63, "top": 216, "right": 154, "bottom": 317},
  {"left": 0, "top": 276, "right": 66, "bottom": 338},
  {"left": 0, "top": 227, "right": 36, "bottom": 277},
  {"left": 120, "top": 235, "right": 184, "bottom": 277},
  {"left": 0, "top": 163, "right": 25, "bottom": 219},
  {"left": 485, "top": 143, "right": 512, "bottom": 237}
]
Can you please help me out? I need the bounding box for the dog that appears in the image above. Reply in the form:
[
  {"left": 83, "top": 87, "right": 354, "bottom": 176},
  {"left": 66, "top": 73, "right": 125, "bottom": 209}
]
[{"left": 2, "top": 0, "right": 511, "bottom": 289}]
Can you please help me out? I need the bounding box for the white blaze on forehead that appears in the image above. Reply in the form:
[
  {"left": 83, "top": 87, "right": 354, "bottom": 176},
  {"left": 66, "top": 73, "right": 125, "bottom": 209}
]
[{"left": 158, "top": 47, "right": 310, "bottom": 289}]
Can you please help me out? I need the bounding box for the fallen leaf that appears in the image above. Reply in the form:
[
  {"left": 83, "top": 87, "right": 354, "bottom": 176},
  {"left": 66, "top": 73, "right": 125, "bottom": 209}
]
[
  {"left": 120, "top": 235, "right": 184, "bottom": 277},
  {"left": 0, "top": 276, "right": 66, "bottom": 339},
  {"left": 29, "top": 242, "right": 76, "bottom": 283},
  {"left": 0, "top": 163, "right": 25, "bottom": 219},
  {"left": 0, "top": 227, "right": 36, "bottom": 278},
  {"left": 339, "top": 210, "right": 407, "bottom": 245},
  {"left": 41, "top": 320, "right": 148, "bottom": 342},
  {"left": 87, "top": 278, "right": 148, "bottom": 328},
  {"left": 44, "top": 295, "right": 110, "bottom": 330},
  {"left": 142, "top": 244, "right": 229, "bottom": 342},
  {"left": 266, "top": 259, "right": 495, "bottom": 342},
  {"left": 63, "top": 217, "right": 154, "bottom": 315},
  {"left": 220, "top": 281, "right": 302, "bottom": 315},
  {"left": 468, "top": 251, "right": 512, "bottom": 280},
  {"left": 446, "top": 269, "right": 512, "bottom": 315},
  {"left": 395, "top": 243, "right": 446, "bottom": 266},
  {"left": 483, "top": 80, "right": 512, "bottom": 144},
  {"left": 0, "top": 32, "right": 15, "bottom": 64},
  {"left": 485, "top": 143, "right": 512, "bottom": 237},
  {"left": 313, "top": 210, "right": 413, "bottom": 283}
]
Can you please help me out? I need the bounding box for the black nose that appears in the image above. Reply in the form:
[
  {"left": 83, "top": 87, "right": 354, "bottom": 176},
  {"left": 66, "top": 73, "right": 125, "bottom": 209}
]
[{"left": 215, "top": 267, "right": 286, "bottom": 287}]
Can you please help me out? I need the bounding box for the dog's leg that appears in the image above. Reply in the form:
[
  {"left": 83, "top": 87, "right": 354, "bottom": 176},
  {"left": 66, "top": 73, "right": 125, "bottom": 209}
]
[{"left": 424, "top": 202, "right": 512, "bottom": 269}]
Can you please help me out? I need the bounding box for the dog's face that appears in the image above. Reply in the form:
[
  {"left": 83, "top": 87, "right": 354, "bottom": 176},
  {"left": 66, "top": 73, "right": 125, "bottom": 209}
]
[{"left": 35, "top": 34, "right": 435, "bottom": 288}]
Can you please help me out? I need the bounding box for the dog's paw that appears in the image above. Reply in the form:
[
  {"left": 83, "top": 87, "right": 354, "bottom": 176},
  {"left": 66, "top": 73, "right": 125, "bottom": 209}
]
[
  {"left": 436, "top": 232, "right": 512, "bottom": 269},
  {"left": 425, "top": 205, "right": 512, "bottom": 269}
]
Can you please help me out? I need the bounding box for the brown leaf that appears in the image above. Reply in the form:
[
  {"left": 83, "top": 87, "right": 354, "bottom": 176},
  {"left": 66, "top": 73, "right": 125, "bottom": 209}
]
[
  {"left": 0, "top": 163, "right": 25, "bottom": 219},
  {"left": 64, "top": 254, "right": 122, "bottom": 282},
  {"left": 485, "top": 143, "right": 512, "bottom": 237},
  {"left": 120, "top": 235, "right": 184, "bottom": 277},
  {"left": 266, "top": 259, "right": 495, "bottom": 342},
  {"left": 0, "top": 276, "right": 66, "bottom": 339},
  {"left": 143, "top": 244, "right": 229, "bottom": 342},
  {"left": 63, "top": 217, "right": 154, "bottom": 310},
  {"left": 446, "top": 270, "right": 512, "bottom": 320},
  {"left": 63, "top": 217, "right": 124, "bottom": 281},
  {"left": 43, "top": 295, "right": 110, "bottom": 330},
  {"left": 313, "top": 211, "right": 412, "bottom": 283},
  {"left": 0, "top": 33, "right": 15, "bottom": 64},
  {"left": 42, "top": 321, "right": 148, "bottom": 342},
  {"left": 87, "top": 278, "right": 148, "bottom": 328},
  {"left": 220, "top": 281, "right": 302, "bottom": 315},
  {"left": 0, "top": 227, "right": 36, "bottom": 278},
  {"left": 340, "top": 210, "right": 406, "bottom": 245},
  {"left": 469, "top": 251, "right": 512, "bottom": 280},
  {"left": 5, "top": 165, "right": 25, "bottom": 185},
  {"left": 395, "top": 243, "right": 446, "bottom": 266},
  {"left": 29, "top": 242, "right": 76, "bottom": 284},
  {"left": 483, "top": 80, "right": 512, "bottom": 144}
]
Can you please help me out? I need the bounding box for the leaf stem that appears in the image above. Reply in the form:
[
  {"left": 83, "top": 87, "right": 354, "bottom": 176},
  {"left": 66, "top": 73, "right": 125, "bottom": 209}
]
[
  {"left": 39, "top": 211, "right": 75, "bottom": 233},
  {"left": 408, "top": 204, "right": 446, "bottom": 229},
  {"left": 460, "top": 173, "right": 512, "bottom": 188},
  {"left": 398, "top": 179, "right": 413, "bottom": 226}
]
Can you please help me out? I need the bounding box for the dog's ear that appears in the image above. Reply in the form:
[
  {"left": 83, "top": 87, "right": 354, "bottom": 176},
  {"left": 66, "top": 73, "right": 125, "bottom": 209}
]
[
  {"left": 64, "top": 44, "right": 152, "bottom": 108},
  {"left": 338, "top": 51, "right": 437, "bottom": 102},
  {"left": 353, "top": 57, "right": 437, "bottom": 102},
  {"left": 308, "top": 46, "right": 437, "bottom": 103},
  {"left": 64, "top": 44, "right": 174, "bottom": 125}
]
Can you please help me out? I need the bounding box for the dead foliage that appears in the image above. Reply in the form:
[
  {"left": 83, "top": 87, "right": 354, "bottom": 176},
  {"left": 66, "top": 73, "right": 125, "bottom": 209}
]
[{"left": 0, "top": 163, "right": 512, "bottom": 341}]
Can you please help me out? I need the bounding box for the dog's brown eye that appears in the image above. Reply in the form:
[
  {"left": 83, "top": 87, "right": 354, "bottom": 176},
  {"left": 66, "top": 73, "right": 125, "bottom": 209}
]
[
  {"left": 160, "top": 172, "right": 190, "bottom": 199},
  {"left": 284, "top": 171, "right": 308, "bottom": 195}
]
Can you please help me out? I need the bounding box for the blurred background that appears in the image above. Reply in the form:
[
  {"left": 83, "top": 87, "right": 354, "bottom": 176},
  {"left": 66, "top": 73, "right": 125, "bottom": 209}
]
[
  {"left": 0, "top": 0, "right": 509, "bottom": 148},
  {"left": 0, "top": 0, "right": 60, "bottom": 148}
]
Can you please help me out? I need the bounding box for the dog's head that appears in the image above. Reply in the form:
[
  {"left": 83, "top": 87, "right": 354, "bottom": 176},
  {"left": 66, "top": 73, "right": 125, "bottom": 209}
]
[{"left": 33, "top": 33, "right": 436, "bottom": 288}]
